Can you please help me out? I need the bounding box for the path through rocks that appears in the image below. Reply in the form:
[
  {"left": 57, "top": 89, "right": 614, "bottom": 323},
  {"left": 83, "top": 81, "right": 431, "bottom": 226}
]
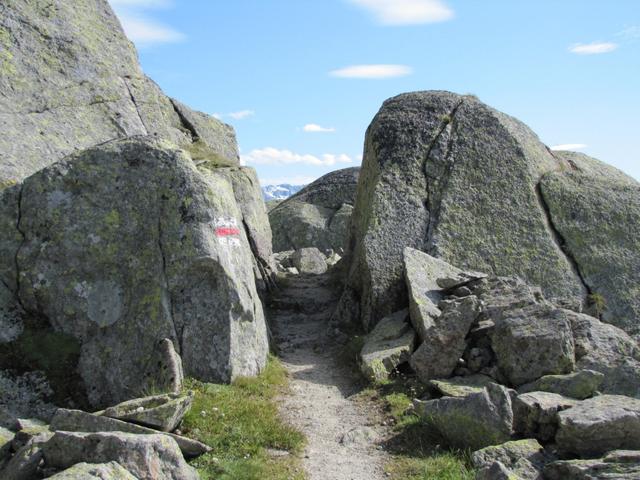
[{"left": 269, "top": 272, "right": 390, "bottom": 480}]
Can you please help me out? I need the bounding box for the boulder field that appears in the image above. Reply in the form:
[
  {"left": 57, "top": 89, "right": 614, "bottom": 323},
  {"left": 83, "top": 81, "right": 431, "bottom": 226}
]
[
  {"left": 360, "top": 248, "right": 640, "bottom": 479},
  {"left": 334, "top": 91, "right": 640, "bottom": 338}
]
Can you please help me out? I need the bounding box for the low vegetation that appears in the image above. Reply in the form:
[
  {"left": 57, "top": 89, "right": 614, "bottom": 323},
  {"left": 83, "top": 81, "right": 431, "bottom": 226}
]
[
  {"left": 181, "top": 357, "right": 306, "bottom": 480},
  {"left": 360, "top": 374, "right": 475, "bottom": 480}
]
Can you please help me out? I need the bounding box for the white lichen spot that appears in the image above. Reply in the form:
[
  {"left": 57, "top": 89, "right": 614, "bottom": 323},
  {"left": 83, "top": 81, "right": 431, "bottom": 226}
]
[
  {"left": 74, "top": 281, "right": 90, "bottom": 299},
  {"left": 88, "top": 233, "right": 102, "bottom": 245},
  {"left": 33, "top": 273, "right": 48, "bottom": 290}
]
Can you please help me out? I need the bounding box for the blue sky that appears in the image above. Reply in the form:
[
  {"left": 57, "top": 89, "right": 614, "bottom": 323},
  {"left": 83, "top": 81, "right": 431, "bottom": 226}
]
[{"left": 108, "top": 0, "right": 640, "bottom": 184}]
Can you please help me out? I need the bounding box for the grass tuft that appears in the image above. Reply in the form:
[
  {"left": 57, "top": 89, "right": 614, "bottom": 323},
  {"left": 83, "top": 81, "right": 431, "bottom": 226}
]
[
  {"left": 181, "top": 356, "right": 306, "bottom": 480},
  {"left": 367, "top": 375, "right": 475, "bottom": 480}
]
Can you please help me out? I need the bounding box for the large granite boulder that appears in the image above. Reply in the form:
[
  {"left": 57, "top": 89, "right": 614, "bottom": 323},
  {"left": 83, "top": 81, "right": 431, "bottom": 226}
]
[
  {"left": 540, "top": 151, "right": 640, "bottom": 337},
  {"left": 556, "top": 395, "right": 640, "bottom": 457},
  {"left": 489, "top": 303, "right": 576, "bottom": 386},
  {"left": 0, "top": 137, "right": 269, "bottom": 407},
  {"left": 269, "top": 167, "right": 360, "bottom": 253},
  {"left": 50, "top": 408, "right": 210, "bottom": 458},
  {"left": 216, "top": 167, "right": 276, "bottom": 291},
  {"left": 472, "top": 439, "right": 549, "bottom": 480},
  {"left": 0, "top": 0, "right": 238, "bottom": 184},
  {"left": 544, "top": 450, "right": 640, "bottom": 480},
  {"left": 518, "top": 370, "right": 604, "bottom": 400},
  {"left": 568, "top": 310, "right": 640, "bottom": 398},
  {"left": 42, "top": 431, "right": 199, "bottom": 480},
  {"left": 413, "top": 383, "right": 513, "bottom": 450},
  {"left": 335, "top": 91, "right": 640, "bottom": 338},
  {"left": 512, "top": 391, "right": 577, "bottom": 442},
  {"left": 47, "top": 462, "right": 137, "bottom": 479}
]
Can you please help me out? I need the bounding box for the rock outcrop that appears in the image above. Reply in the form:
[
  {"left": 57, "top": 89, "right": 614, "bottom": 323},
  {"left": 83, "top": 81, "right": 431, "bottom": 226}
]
[
  {"left": 335, "top": 91, "right": 640, "bottom": 338},
  {"left": 0, "top": 0, "right": 273, "bottom": 410},
  {"left": 1, "top": 138, "right": 269, "bottom": 407},
  {"left": 0, "top": 0, "right": 238, "bottom": 184},
  {"left": 269, "top": 167, "right": 359, "bottom": 253}
]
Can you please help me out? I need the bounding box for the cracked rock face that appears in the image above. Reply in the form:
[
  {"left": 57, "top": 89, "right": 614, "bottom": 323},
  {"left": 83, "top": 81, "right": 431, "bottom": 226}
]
[
  {"left": 0, "top": 0, "right": 238, "bottom": 184},
  {"left": 269, "top": 167, "right": 360, "bottom": 253},
  {"left": 0, "top": 137, "right": 269, "bottom": 408},
  {"left": 336, "top": 91, "right": 640, "bottom": 337}
]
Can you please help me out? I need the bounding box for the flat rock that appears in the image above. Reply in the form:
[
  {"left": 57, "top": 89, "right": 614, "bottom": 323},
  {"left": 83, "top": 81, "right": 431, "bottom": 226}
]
[
  {"left": 513, "top": 392, "right": 577, "bottom": 442},
  {"left": 428, "top": 374, "right": 496, "bottom": 398},
  {"left": 518, "top": 370, "right": 604, "bottom": 400},
  {"left": 50, "top": 408, "right": 210, "bottom": 458},
  {"left": 359, "top": 309, "right": 417, "bottom": 382},
  {"left": 556, "top": 395, "right": 640, "bottom": 457},
  {"left": 413, "top": 383, "right": 513, "bottom": 450},
  {"left": 472, "top": 439, "right": 549, "bottom": 480},
  {"left": 544, "top": 450, "right": 640, "bottom": 479},
  {"left": 42, "top": 431, "right": 199, "bottom": 480},
  {"left": 100, "top": 392, "right": 193, "bottom": 432},
  {"left": 47, "top": 462, "right": 136, "bottom": 479}
]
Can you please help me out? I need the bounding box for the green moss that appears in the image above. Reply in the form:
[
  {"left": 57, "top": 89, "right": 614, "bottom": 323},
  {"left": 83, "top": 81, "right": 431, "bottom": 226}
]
[
  {"left": 0, "top": 325, "right": 87, "bottom": 408},
  {"left": 185, "top": 140, "right": 236, "bottom": 170},
  {"left": 0, "top": 179, "right": 18, "bottom": 191},
  {"left": 0, "top": 27, "right": 16, "bottom": 76},
  {"left": 587, "top": 292, "right": 607, "bottom": 318},
  {"left": 358, "top": 377, "right": 474, "bottom": 480},
  {"left": 182, "top": 357, "right": 306, "bottom": 480},
  {"left": 104, "top": 209, "right": 121, "bottom": 229}
]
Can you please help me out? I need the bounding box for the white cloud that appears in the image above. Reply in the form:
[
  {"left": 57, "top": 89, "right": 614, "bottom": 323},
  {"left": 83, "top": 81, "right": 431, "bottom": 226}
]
[
  {"left": 242, "top": 148, "right": 355, "bottom": 167},
  {"left": 213, "top": 110, "right": 255, "bottom": 121},
  {"left": 117, "top": 15, "right": 185, "bottom": 46},
  {"left": 229, "top": 110, "right": 255, "bottom": 120},
  {"left": 108, "top": 0, "right": 185, "bottom": 47},
  {"left": 330, "top": 64, "right": 413, "bottom": 79},
  {"left": 617, "top": 26, "right": 640, "bottom": 40},
  {"left": 569, "top": 42, "right": 618, "bottom": 55},
  {"left": 348, "top": 0, "right": 454, "bottom": 25},
  {"left": 550, "top": 144, "right": 588, "bottom": 151},
  {"left": 259, "top": 175, "right": 319, "bottom": 186},
  {"left": 303, "top": 124, "right": 336, "bottom": 133}
]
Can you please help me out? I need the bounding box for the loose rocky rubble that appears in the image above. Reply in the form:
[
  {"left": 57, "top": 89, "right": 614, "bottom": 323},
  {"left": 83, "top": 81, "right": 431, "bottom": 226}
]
[
  {"left": 0, "top": 391, "right": 206, "bottom": 479},
  {"left": 357, "top": 247, "right": 640, "bottom": 479}
]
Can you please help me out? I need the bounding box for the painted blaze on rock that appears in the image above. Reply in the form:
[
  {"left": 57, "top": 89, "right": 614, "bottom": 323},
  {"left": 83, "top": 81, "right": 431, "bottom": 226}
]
[{"left": 2, "top": 137, "right": 269, "bottom": 407}]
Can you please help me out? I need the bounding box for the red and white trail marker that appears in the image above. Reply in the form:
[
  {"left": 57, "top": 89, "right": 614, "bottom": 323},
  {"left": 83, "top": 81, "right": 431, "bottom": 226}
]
[{"left": 214, "top": 217, "right": 241, "bottom": 247}]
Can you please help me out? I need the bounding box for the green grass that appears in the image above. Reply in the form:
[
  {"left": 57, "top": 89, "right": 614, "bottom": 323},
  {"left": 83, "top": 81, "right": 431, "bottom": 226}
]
[
  {"left": 362, "top": 376, "right": 475, "bottom": 480},
  {"left": 181, "top": 357, "right": 306, "bottom": 480}
]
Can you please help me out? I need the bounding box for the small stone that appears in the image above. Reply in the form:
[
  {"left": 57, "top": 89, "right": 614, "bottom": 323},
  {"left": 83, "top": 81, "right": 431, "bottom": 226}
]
[{"left": 291, "top": 248, "right": 328, "bottom": 274}]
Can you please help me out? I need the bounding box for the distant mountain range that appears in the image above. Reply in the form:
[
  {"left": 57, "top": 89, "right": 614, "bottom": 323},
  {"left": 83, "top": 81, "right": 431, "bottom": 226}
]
[{"left": 262, "top": 184, "right": 305, "bottom": 201}]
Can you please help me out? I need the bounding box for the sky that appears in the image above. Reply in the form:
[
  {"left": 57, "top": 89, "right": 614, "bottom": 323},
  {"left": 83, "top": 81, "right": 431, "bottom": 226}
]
[{"left": 108, "top": 0, "right": 640, "bottom": 185}]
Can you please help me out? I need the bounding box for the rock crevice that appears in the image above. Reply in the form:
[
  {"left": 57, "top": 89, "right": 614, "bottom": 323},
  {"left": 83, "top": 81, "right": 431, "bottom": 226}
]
[{"left": 535, "top": 181, "right": 591, "bottom": 303}]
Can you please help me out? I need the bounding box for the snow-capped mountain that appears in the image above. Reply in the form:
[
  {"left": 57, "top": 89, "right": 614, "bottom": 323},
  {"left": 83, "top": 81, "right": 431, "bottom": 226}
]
[{"left": 262, "top": 184, "right": 305, "bottom": 201}]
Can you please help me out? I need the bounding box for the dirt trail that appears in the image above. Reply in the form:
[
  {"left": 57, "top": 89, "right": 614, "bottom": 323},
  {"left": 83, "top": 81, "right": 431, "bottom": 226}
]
[{"left": 269, "top": 272, "right": 390, "bottom": 480}]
